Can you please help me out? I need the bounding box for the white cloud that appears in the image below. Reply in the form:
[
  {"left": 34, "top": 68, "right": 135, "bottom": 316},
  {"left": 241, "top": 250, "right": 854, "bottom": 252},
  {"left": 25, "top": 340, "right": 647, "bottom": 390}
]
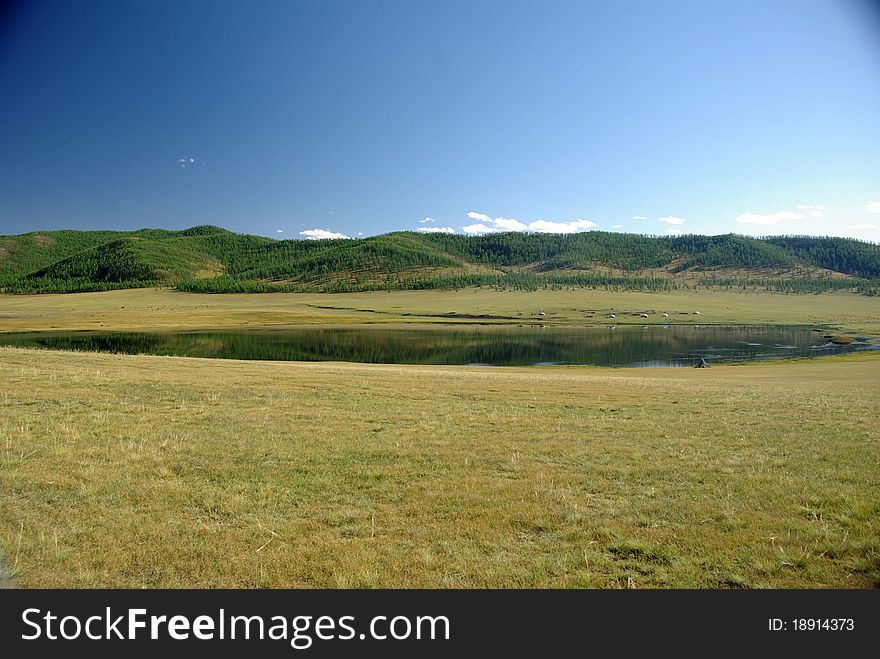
[
  {"left": 665, "top": 228, "right": 684, "bottom": 236},
  {"left": 462, "top": 223, "right": 497, "bottom": 235},
  {"left": 466, "top": 211, "right": 492, "bottom": 222},
  {"left": 867, "top": 201, "right": 880, "bottom": 213},
  {"left": 299, "top": 228, "right": 351, "bottom": 240},
  {"left": 658, "top": 216, "right": 686, "bottom": 225},
  {"left": 612, "top": 224, "right": 623, "bottom": 229},
  {"left": 736, "top": 211, "right": 804, "bottom": 225},
  {"left": 529, "top": 219, "right": 598, "bottom": 233},
  {"left": 852, "top": 223, "right": 878, "bottom": 230},
  {"left": 632, "top": 215, "right": 647, "bottom": 220},
  {"left": 461, "top": 212, "right": 598, "bottom": 235},
  {"left": 176, "top": 157, "right": 197, "bottom": 168},
  {"left": 419, "top": 216, "right": 435, "bottom": 223},
  {"left": 276, "top": 229, "right": 284, "bottom": 233},
  {"left": 417, "top": 226, "right": 456, "bottom": 234},
  {"left": 493, "top": 217, "right": 529, "bottom": 231}
]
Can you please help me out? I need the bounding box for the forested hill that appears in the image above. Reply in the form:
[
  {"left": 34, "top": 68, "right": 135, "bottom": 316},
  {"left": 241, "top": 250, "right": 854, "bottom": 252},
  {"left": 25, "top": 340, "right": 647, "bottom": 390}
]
[{"left": 1, "top": 225, "right": 878, "bottom": 294}]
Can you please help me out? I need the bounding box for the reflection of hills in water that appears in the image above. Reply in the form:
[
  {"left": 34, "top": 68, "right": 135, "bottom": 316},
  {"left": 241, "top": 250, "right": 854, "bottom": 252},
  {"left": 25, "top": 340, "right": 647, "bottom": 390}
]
[{"left": 0, "top": 326, "right": 875, "bottom": 367}]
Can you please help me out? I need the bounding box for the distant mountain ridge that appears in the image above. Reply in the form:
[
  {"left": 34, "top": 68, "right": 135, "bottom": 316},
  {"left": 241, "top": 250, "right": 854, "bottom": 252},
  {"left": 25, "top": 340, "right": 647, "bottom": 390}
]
[{"left": 1, "top": 225, "right": 878, "bottom": 294}]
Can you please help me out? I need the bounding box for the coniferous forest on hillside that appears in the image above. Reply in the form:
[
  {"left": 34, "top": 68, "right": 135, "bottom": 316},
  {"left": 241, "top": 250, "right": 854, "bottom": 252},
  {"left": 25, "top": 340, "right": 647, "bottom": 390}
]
[{"left": 1, "top": 225, "right": 878, "bottom": 295}]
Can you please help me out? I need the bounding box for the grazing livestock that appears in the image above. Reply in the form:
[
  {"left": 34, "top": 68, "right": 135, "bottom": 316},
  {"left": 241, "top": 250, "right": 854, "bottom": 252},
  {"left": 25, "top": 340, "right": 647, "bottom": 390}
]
[
  {"left": 607, "top": 313, "right": 616, "bottom": 319},
  {"left": 639, "top": 313, "right": 649, "bottom": 318},
  {"left": 662, "top": 313, "right": 669, "bottom": 318},
  {"left": 693, "top": 311, "right": 701, "bottom": 315}
]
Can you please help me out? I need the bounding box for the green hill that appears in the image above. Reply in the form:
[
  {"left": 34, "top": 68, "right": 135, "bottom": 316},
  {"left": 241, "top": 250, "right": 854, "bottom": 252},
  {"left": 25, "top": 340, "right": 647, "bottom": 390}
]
[
  {"left": 0, "top": 230, "right": 128, "bottom": 283},
  {"left": 223, "top": 232, "right": 464, "bottom": 281},
  {"left": 17, "top": 237, "right": 225, "bottom": 293},
  {"left": 1, "top": 226, "right": 878, "bottom": 295}
]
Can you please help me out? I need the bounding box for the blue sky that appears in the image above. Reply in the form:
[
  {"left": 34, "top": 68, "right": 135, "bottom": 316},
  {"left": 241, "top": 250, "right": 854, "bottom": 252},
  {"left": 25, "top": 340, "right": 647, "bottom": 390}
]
[{"left": 1, "top": 0, "right": 879, "bottom": 241}]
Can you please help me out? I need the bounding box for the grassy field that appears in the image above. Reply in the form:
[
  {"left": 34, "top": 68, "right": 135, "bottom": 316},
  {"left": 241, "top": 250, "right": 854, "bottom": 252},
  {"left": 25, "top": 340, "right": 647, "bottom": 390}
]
[
  {"left": 0, "top": 346, "right": 877, "bottom": 588},
  {"left": 1, "top": 286, "right": 879, "bottom": 334}
]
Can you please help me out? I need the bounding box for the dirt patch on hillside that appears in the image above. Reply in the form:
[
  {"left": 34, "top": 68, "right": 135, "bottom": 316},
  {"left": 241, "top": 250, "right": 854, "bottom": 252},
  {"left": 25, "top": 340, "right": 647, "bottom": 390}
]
[
  {"left": 32, "top": 234, "right": 56, "bottom": 247},
  {"left": 193, "top": 258, "right": 226, "bottom": 279}
]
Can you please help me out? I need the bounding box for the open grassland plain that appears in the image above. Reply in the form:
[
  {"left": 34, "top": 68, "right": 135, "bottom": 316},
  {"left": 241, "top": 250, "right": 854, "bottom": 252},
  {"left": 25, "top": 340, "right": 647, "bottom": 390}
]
[
  {"left": 0, "top": 347, "right": 877, "bottom": 588},
  {"left": 1, "top": 287, "right": 880, "bottom": 335}
]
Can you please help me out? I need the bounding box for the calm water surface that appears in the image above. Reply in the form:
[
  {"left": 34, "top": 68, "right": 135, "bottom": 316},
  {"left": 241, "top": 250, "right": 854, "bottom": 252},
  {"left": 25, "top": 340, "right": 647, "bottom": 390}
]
[{"left": 0, "top": 325, "right": 874, "bottom": 367}]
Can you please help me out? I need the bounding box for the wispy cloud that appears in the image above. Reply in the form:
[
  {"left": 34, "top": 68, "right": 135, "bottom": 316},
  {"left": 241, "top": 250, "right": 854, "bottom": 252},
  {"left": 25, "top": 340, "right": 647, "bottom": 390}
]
[
  {"left": 417, "top": 226, "right": 456, "bottom": 234},
  {"left": 665, "top": 228, "right": 684, "bottom": 236},
  {"left": 276, "top": 229, "right": 284, "bottom": 233},
  {"left": 852, "top": 223, "right": 878, "bottom": 230},
  {"left": 466, "top": 211, "right": 492, "bottom": 222},
  {"left": 658, "top": 216, "right": 686, "bottom": 225},
  {"left": 419, "top": 216, "right": 436, "bottom": 223},
  {"left": 867, "top": 201, "right": 880, "bottom": 213},
  {"left": 632, "top": 215, "right": 647, "bottom": 220},
  {"left": 461, "top": 212, "right": 597, "bottom": 235},
  {"left": 299, "top": 228, "right": 351, "bottom": 240},
  {"left": 796, "top": 204, "right": 827, "bottom": 218},
  {"left": 612, "top": 224, "right": 623, "bottom": 229},
  {"left": 176, "top": 157, "right": 197, "bottom": 168},
  {"left": 736, "top": 210, "right": 804, "bottom": 225}
]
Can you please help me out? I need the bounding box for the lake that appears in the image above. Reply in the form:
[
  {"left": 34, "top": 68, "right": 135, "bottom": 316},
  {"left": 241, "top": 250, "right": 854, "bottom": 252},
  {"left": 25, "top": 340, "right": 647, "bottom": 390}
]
[{"left": 0, "top": 325, "right": 874, "bottom": 367}]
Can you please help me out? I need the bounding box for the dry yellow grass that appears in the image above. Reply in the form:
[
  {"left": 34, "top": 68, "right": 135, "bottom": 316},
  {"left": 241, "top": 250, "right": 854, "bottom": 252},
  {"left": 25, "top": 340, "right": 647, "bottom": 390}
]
[
  {"left": 1, "top": 287, "right": 879, "bottom": 334},
  {"left": 0, "top": 347, "right": 877, "bottom": 588}
]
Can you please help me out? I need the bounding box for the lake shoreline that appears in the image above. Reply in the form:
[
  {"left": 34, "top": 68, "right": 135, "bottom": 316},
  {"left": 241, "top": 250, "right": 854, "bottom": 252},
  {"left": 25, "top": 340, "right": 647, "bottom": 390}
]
[{"left": 0, "top": 325, "right": 875, "bottom": 368}]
